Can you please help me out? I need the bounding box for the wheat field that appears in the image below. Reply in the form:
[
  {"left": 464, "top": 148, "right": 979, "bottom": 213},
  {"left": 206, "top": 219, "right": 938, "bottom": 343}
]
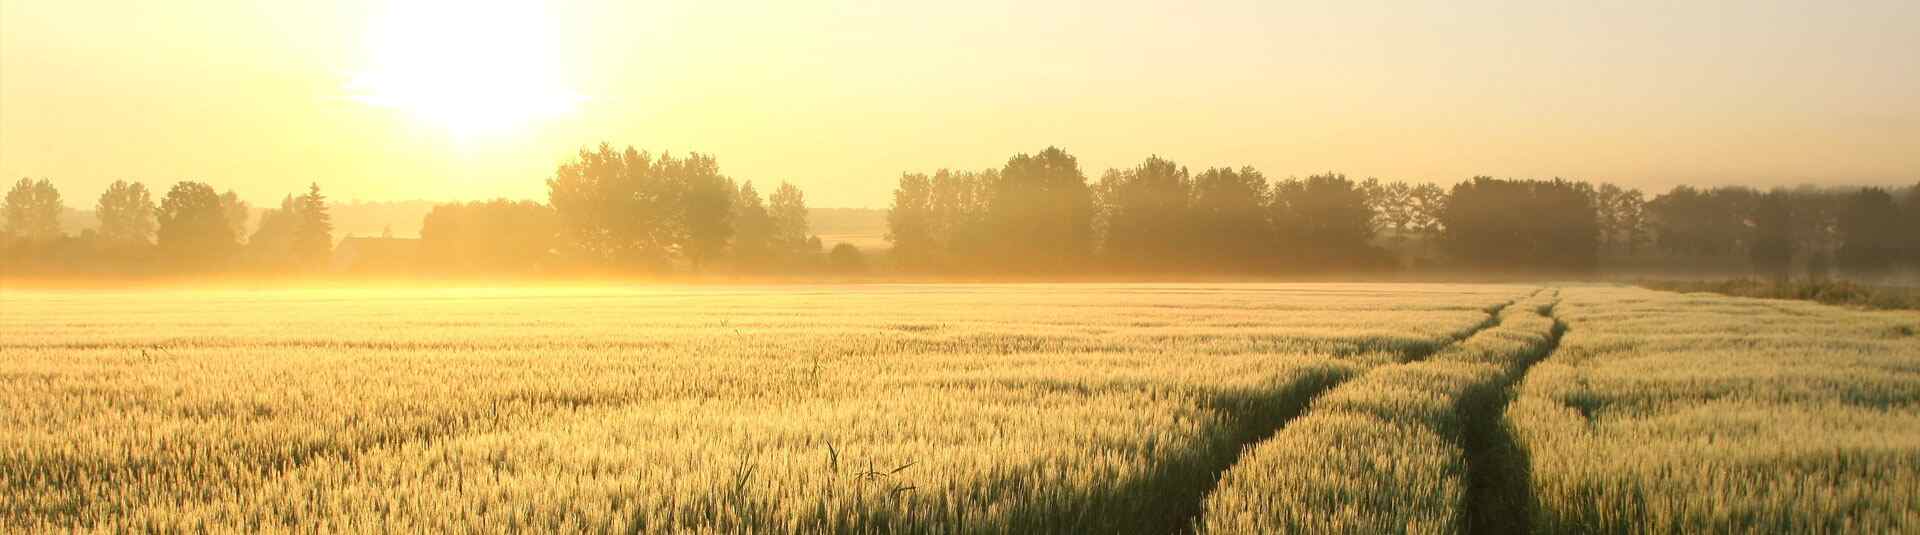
[{"left": 2, "top": 283, "right": 1914, "bottom": 533}]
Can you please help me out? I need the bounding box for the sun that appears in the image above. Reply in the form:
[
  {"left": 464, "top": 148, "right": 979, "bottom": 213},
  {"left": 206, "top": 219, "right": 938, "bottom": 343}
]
[{"left": 347, "top": 0, "right": 585, "bottom": 139}]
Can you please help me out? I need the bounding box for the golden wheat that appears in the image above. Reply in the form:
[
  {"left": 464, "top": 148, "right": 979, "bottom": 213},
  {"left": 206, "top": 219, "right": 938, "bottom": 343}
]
[
  {"left": 1505, "top": 286, "right": 1920, "bottom": 533},
  {"left": 0, "top": 283, "right": 1524, "bottom": 532},
  {"left": 1196, "top": 290, "right": 1560, "bottom": 534}
]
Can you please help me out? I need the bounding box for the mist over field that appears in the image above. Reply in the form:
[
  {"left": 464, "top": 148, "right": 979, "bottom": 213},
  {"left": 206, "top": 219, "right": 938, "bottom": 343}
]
[{"left": 5, "top": 1, "right": 1918, "bottom": 532}]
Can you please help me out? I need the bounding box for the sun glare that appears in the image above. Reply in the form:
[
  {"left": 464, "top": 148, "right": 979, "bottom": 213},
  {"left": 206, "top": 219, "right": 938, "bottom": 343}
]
[{"left": 347, "top": 0, "right": 584, "bottom": 139}]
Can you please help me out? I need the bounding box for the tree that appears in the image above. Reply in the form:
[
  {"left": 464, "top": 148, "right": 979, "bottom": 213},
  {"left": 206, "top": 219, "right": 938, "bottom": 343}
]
[
  {"left": 419, "top": 199, "right": 559, "bottom": 273},
  {"left": 547, "top": 143, "right": 679, "bottom": 269},
  {"left": 769, "top": 182, "right": 812, "bottom": 263},
  {"left": 1405, "top": 182, "right": 1448, "bottom": 253},
  {"left": 1270, "top": 173, "right": 1381, "bottom": 270},
  {"left": 887, "top": 173, "right": 936, "bottom": 270},
  {"left": 4, "top": 178, "right": 63, "bottom": 242},
  {"left": 219, "top": 190, "right": 250, "bottom": 245},
  {"left": 1440, "top": 177, "right": 1599, "bottom": 272},
  {"left": 1614, "top": 187, "right": 1648, "bottom": 256},
  {"left": 1370, "top": 180, "right": 1415, "bottom": 237},
  {"left": 155, "top": 181, "right": 235, "bottom": 265},
  {"left": 1593, "top": 183, "right": 1649, "bottom": 257},
  {"left": 1781, "top": 186, "right": 1845, "bottom": 276},
  {"left": 246, "top": 195, "right": 299, "bottom": 267},
  {"left": 990, "top": 147, "right": 1093, "bottom": 272},
  {"left": 1749, "top": 190, "right": 1794, "bottom": 282},
  {"left": 1836, "top": 187, "right": 1901, "bottom": 278},
  {"left": 664, "top": 154, "right": 732, "bottom": 272},
  {"left": 1188, "top": 166, "right": 1268, "bottom": 271},
  {"left": 1905, "top": 183, "right": 1920, "bottom": 270},
  {"left": 1646, "top": 186, "right": 1758, "bottom": 258},
  {"left": 288, "top": 183, "right": 333, "bottom": 268},
  {"left": 732, "top": 181, "right": 775, "bottom": 272},
  {"left": 1096, "top": 156, "right": 1191, "bottom": 271},
  {"left": 931, "top": 169, "right": 996, "bottom": 271},
  {"left": 95, "top": 180, "right": 155, "bottom": 247}
]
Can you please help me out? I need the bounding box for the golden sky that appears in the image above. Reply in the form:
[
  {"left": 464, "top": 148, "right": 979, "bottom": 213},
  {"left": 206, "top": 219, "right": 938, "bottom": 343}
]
[{"left": 4, "top": 0, "right": 1917, "bottom": 208}]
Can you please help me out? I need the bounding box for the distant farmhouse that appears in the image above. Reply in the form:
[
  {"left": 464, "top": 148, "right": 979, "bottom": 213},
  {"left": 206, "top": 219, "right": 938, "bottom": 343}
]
[{"left": 331, "top": 236, "right": 419, "bottom": 273}]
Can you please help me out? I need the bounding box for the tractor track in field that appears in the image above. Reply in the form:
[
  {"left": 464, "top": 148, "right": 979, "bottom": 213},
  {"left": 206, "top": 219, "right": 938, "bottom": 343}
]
[
  {"left": 1171, "top": 291, "right": 1533, "bottom": 534},
  {"left": 1462, "top": 295, "right": 1564, "bottom": 535}
]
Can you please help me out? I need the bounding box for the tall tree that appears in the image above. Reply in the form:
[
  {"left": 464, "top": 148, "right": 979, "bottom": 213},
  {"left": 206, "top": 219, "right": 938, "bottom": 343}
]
[
  {"left": 1440, "top": 177, "right": 1599, "bottom": 272},
  {"left": 664, "top": 153, "right": 732, "bottom": 272},
  {"left": 95, "top": 180, "right": 155, "bottom": 247},
  {"left": 1646, "top": 186, "right": 1758, "bottom": 258},
  {"left": 920, "top": 168, "right": 997, "bottom": 272},
  {"left": 769, "top": 182, "right": 813, "bottom": 262},
  {"left": 1749, "top": 190, "right": 1794, "bottom": 281},
  {"left": 887, "top": 172, "right": 936, "bottom": 270},
  {"left": 548, "top": 144, "right": 676, "bottom": 269},
  {"left": 732, "top": 181, "right": 775, "bottom": 271},
  {"left": 1406, "top": 182, "right": 1448, "bottom": 243},
  {"left": 291, "top": 183, "right": 333, "bottom": 267},
  {"left": 247, "top": 195, "right": 299, "bottom": 266},
  {"left": 1905, "top": 183, "right": 1920, "bottom": 269},
  {"left": 1836, "top": 187, "right": 1901, "bottom": 277},
  {"left": 155, "top": 181, "right": 235, "bottom": 265},
  {"left": 1188, "top": 166, "right": 1269, "bottom": 271},
  {"left": 3, "top": 178, "right": 63, "bottom": 242},
  {"left": 1270, "top": 173, "right": 1380, "bottom": 269},
  {"left": 1371, "top": 181, "right": 1415, "bottom": 237},
  {"left": 1097, "top": 156, "right": 1191, "bottom": 271},
  {"left": 991, "top": 147, "right": 1093, "bottom": 272},
  {"left": 219, "top": 190, "right": 250, "bottom": 245}
]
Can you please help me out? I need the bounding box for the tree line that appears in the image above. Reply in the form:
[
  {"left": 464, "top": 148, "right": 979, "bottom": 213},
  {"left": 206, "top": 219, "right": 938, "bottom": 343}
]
[
  {"left": 1, "top": 143, "right": 848, "bottom": 278},
  {"left": 3, "top": 178, "right": 333, "bottom": 275},
  {"left": 5, "top": 143, "right": 1916, "bottom": 281},
  {"left": 887, "top": 147, "right": 1920, "bottom": 280}
]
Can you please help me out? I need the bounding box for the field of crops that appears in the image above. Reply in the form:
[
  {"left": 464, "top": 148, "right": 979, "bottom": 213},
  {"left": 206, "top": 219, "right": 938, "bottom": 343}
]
[{"left": 2, "top": 283, "right": 1914, "bottom": 532}]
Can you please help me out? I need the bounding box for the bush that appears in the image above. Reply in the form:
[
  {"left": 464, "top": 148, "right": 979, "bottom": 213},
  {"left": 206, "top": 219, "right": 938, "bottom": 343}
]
[{"left": 828, "top": 243, "right": 866, "bottom": 274}]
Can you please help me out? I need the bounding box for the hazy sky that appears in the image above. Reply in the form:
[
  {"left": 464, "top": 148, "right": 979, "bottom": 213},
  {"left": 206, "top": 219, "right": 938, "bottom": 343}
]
[{"left": 4, "top": 0, "right": 1917, "bottom": 208}]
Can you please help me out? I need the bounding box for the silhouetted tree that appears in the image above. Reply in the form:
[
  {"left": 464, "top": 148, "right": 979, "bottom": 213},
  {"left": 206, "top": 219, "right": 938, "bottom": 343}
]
[
  {"left": 668, "top": 155, "right": 733, "bottom": 272},
  {"left": 547, "top": 143, "right": 680, "bottom": 270},
  {"left": 887, "top": 172, "right": 936, "bottom": 270},
  {"left": 419, "top": 199, "right": 558, "bottom": 273},
  {"left": 1368, "top": 180, "right": 1414, "bottom": 237},
  {"left": 1781, "top": 186, "right": 1845, "bottom": 277},
  {"left": 769, "top": 182, "right": 813, "bottom": 265},
  {"left": 1404, "top": 183, "right": 1448, "bottom": 262},
  {"left": 888, "top": 168, "right": 999, "bottom": 273},
  {"left": 219, "top": 190, "right": 250, "bottom": 245},
  {"left": 4, "top": 178, "right": 63, "bottom": 242},
  {"left": 1749, "top": 190, "right": 1794, "bottom": 282},
  {"left": 95, "top": 180, "right": 155, "bottom": 247},
  {"left": 246, "top": 195, "right": 299, "bottom": 267},
  {"left": 1097, "top": 156, "right": 1190, "bottom": 271},
  {"left": 991, "top": 147, "right": 1093, "bottom": 273},
  {"left": 291, "top": 183, "right": 333, "bottom": 268},
  {"left": 1836, "top": 187, "right": 1901, "bottom": 277},
  {"left": 1646, "top": 186, "right": 1758, "bottom": 258},
  {"left": 1188, "top": 166, "right": 1270, "bottom": 271},
  {"left": 1903, "top": 183, "right": 1920, "bottom": 270},
  {"left": 932, "top": 169, "right": 996, "bottom": 271},
  {"left": 1593, "top": 183, "right": 1648, "bottom": 257},
  {"left": 155, "top": 181, "right": 235, "bottom": 266},
  {"left": 1440, "top": 177, "right": 1598, "bottom": 272},
  {"left": 732, "top": 181, "right": 775, "bottom": 271},
  {"left": 1270, "top": 173, "right": 1381, "bottom": 270}
]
